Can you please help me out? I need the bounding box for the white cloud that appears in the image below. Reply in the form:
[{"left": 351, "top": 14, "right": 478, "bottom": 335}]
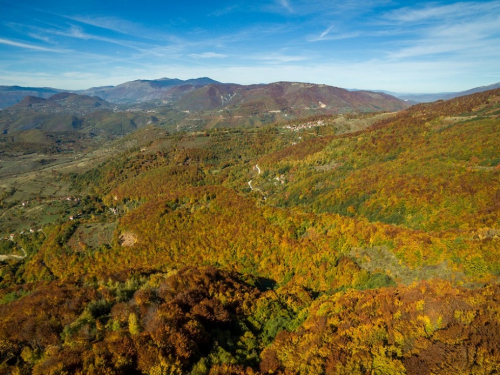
[
  {"left": 208, "top": 5, "right": 240, "bottom": 17},
  {"left": 69, "top": 16, "right": 141, "bottom": 35},
  {"left": 43, "top": 25, "right": 160, "bottom": 55},
  {"left": 309, "top": 29, "right": 360, "bottom": 42},
  {"left": 189, "top": 52, "right": 227, "bottom": 58},
  {"left": 278, "top": 0, "right": 293, "bottom": 12},
  {"left": 246, "top": 52, "right": 309, "bottom": 63},
  {"left": 386, "top": 1, "right": 500, "bottom": 23},
  {"left": 320, "top": 25, "right": 334, "bottom": 39},
  {"left": 27, "top": 33, "right": 52, "bottom": 43},
  {"left": 0, "top": 37, "right": 65, "bottom": 52},
  {"left": 64, "top": 15, "right": 182, "bottom": 44},
  {"left": 380, "top": 1, "right": 500, "bottom": 61}
]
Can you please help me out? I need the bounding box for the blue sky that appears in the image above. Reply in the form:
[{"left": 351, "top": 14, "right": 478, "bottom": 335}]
[{"left": 0, "top": 0, "right": 499, "bottom": 93}]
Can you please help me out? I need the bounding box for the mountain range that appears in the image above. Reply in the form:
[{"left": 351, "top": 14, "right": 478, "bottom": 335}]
[
  {"left": 0, "top": 85, "right": 62, "bottom": 109},
  {"left": 77, "top": 77, "right": 220, "bottom": 104},
  {"left": 383, "top": 82, "right": 500, "bottom": 103},
  {"left": 0, "top": 80, "right": 409, "bottom": 137},
  {"left": 2, "top": 77, "right": 499, "bottom": 111}
]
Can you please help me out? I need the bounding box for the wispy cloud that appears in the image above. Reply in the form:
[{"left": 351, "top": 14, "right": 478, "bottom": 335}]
[
  {"left": 189, "top": 52, "right": 227, "bottom": 58},
  {"left": 28, "top": 11, "right": 180, "bottom": 46},
  {"left": 4, "top": 20, "right": 158, "bottom": 55},
  {"left": 246, "top": 52, "right": 310, "bottom": 63},
  {"left": 66, "top": 15, "right": 181, "bottom": 43},
  {"left": 320, "top": 26, "right": 334, "bottom": 39},
  {"left": 262, "top": 0, "right": 392, "bottom": 19},
  {"left": 384, "top": 2, "right": 500, "bottom": 60},
  {"left": 385, "top": 1, "right": 500, "bottom": 23},
  {"left": 27, "top": 33, "right": 52, "bottom": 43},
  {"left": 278, "top": 0, "right": 293, "bottom": 13},
  {"left": 208, "top": 5, "right": 241, "bottom": 17},
  {"left": 318, "top": 25, "right": 333, "bottom": 40},
  {"left": 309, "top": 26, "right": 360, "bottom": 42},
  {"left": 0, "top": 37, "right": 65, "bottom": 52},
  {"left": 69, "top": 16, "right": 142, "bottom": 35},
  {"left": 40, "top": 25, "right": 161, "bottom": 54}
]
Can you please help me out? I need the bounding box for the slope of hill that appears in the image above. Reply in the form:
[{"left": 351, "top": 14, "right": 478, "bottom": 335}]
[
  {"left": 174, "top": 81, "right": 409, "bottom": 129},
  {"left": 177, "top": 81, "right": 408, "bottom": 113},
  {"left": 0, "top": 92, "right": 174, "bottom": 154},
  {"left": 0, "top": 92, "right": 113, "bottom": 134},
  {"left": 11, "top": 92, "right": 111, "bottom": 112},
  {"left": 258, "top": 88, "right": 500, "bottom": 231},
  {"left": 1, "top": 88, "right": 500, "bottom": 374}
]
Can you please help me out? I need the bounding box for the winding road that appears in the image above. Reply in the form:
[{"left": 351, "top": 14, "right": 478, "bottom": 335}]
[{"left": 247, "top": 165, "right": 266, "bottom": 200}]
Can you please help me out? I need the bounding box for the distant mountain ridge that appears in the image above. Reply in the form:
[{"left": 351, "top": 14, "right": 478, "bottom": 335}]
[
  {"left": 176, "top": 81, "right": 407, "bottom": 114},
  {"left": 11, "top": 92, "right": 111, "bottom": 111},
  {"left": 0, "top": 82, "right": 410, "bottom": 133},
  {"left": 1, "top": 78, "right": 499, "bottom": 109},
  {"left": 386, "top": 82, "right": 500, "bottom": 103},
  {"left": 2, "top": 77, "right": 499, "bottom": 134},
  {"left": 0, "top": 78, "right": 412, "bottom": 130},
  {"left": 0, "top": 85, "right": 63, "bottom": 109},
  {"left": 77, "top": 77, "right": 221, "bottom": 104},
  {"left": 0, "top": 77, "right": 221, "bottom": 109}
]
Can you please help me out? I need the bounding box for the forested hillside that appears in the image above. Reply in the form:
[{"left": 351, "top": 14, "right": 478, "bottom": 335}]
[{"left": 1, "top": 89, "right": 500, "bottom": 374}]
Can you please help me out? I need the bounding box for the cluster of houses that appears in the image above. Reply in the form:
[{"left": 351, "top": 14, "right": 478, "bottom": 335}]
[
  {"left": 124, "top": 108, "right": 158, "bottom": 113},
  {"left": 2, "top": 228, "right": 43, "bottom": 241},
  {"left": 283, "top": 119, "right": 326, "bottom": 132},
  {"left": 275, "top": 175, "right": 286, "bottom": 184},
  {"left": 69, "top": 206, "right": 118, "bottom": 221},
  {"left": 21, "top": 196, "right": 80, "bottom": 208}
]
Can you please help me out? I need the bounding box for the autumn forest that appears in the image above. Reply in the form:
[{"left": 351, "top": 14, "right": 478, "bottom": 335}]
[{"left": 1, "top": 88, "right": 500, "bottom": 374}]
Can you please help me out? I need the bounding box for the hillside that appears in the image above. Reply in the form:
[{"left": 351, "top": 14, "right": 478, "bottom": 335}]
[
  {"left": 178, "top": 82, "right": 407, "bottom": 112},
  {"left": 172, "top": 81, "right": 408, "bottom": 129},
  {"left": 0, "top": 92, "right": 186, "bottom": 154},
  {"left": 0, "top": 89, "right": 500, "bottom": 374},
  {"left": 0, "top": 93, "right": 113, "bottom": 134}
]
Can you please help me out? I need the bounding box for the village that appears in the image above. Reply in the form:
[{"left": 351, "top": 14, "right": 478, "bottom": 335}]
[{"left": 283, "top": 119, "right": 326, "bottom": 132}]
